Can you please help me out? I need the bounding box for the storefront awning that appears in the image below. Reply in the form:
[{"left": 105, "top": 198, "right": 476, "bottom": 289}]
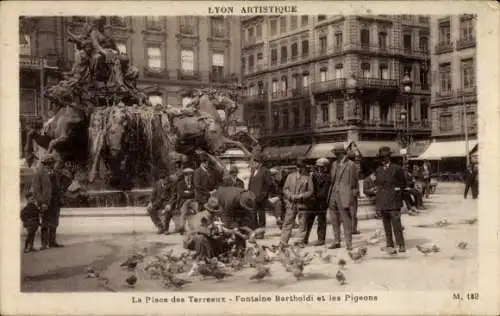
[
  {"left": 350, "top": 141, "right": 402, "bottom": 157},
  {"left": 416, "top": 140, "right": 478, "bottom": 160},
  {"left": 306, "top": 142, "right": 347, "bottom": 159},
  {"left": 262, "top": 145, "right": 311, "bottom": 160}
]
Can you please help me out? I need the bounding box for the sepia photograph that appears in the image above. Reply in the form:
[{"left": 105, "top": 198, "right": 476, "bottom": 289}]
[
  {"left": 17, "top": 13, "right": 481, "bottom": 293},
  {"left": 1, "top": 1, "right": 499, "bottom": 315}
]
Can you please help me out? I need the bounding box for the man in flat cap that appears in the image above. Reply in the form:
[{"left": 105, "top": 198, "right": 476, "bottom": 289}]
[
  {"left": 248, "top": 153, "right": 272, "bottom": 238},
  {"left": 327, "top": 143, "right": 359, "bottom": 250},
  {"left": 31, "top": 154, "right": 64, "bottom": 249},
  {"left": 222, "top": 165, "right": 245, "bottom": 188},
  {"left": 280, "top": 158, "right": 314, "bottom": 247},
  {"left": 176, "top": 168, "right": 197, "bottom": 234},
  {"left": 374, "top": 146, "right": 407, "bottom": 254}
]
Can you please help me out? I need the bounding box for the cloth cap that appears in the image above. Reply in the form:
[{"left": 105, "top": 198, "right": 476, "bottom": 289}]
[
  {"left": 204, "top": 197, "right": 221, "bottom": 213},
  {"left": 239, "top": 191, "right": 256, "bottom": 211},
  {"left": 332, "top": 143, "right": 347, "bottom": 154}
]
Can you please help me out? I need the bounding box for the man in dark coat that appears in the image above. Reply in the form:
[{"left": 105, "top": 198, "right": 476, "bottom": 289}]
[
  {"left": 222, "top": 165, "right": 245, "bottom": 188},
  {"left": 464, "top": 162, "right": 478, "bottom": 199},
  {"left": 303, "top": 157, "right": 330, "bottom": 246},
  {"left": 31, "top": 154, "right": 64, "bottom": 249},
  {"left": 194, "top": 156, "right": 220, "bottom": 207},
  {"left": 147, "top": 171, "right": 177, "bottom": 234},
  {"left": 176, "top": 168, "right": 197, "bottom": 234},
  {"left": 21, "top": 192, "right": 41, "bottom": 253},
  {"left": 327, "top": 144, "right": 359, "bottom": 251},
  {"left": 374, "top": 146, "right": 407, "bottom": 254},
  {"left": 248, "top": 153, "right": 272, "bottom": 237}
]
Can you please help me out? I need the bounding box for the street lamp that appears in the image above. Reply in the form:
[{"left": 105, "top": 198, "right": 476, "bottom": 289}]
[
  {"left": 345, "top": 75, "right": 361, "bottom": 123},
  {"left": 399, "top": 72, "right": 412, "bottom": 160}
]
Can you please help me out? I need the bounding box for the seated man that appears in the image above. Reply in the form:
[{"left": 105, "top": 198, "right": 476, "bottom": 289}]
[
  {"left": 363, "top": 173, "right": 377, "bottom": 200},
  {"left": 176, "top": 168, "right": 198, "bottom": 234},
  {"left": 402, "top": 168, "right": 424, "bottom": 213}
]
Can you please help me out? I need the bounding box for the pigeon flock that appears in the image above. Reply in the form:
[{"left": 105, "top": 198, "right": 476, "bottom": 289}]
[{"left": 85, "top": 217, "right": 476, "bottom": 291}]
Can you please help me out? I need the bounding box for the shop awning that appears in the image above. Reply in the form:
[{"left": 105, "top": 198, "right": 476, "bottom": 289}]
[
  {"left": 416, "top": 140, "right": 478, "bottom": 160},
  {"left": 262, "top": 145, "right": 311, "bottom": 160},
  {"left": 306, "top": 142, "right": 346, "bottom": 159},
  {"left": 407, "top": 140, "right": 431, "bottom": 157},
  {"left": 350, "top": 141, "right": 402, "bottom": 157}
]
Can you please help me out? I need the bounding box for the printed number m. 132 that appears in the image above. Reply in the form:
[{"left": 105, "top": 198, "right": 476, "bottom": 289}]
[{"left": 453, "top": 293, "right": 479, "bottom": 300}]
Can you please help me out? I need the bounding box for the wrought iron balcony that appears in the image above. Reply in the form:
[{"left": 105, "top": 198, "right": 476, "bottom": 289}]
[
  {"left": 435, "top": 89, "right": 455, "bottom": 99},
  {"left": 356, "top": 78, "right": 399, "bottom": 89},
  {"left": 456, "top": 86, "right": 477, "bottom": 97},
  {"left": 20, "top": 56, "right": 48, "bottom": 69},
  {"left": 315, "top": 120, "right": 348, "bottom": 130},
  {"left": 243, "top": 92, "right": 268, "bottom": 105},
  {"left": 311, "top": 79, "right": 346, "bottom": 94},
  {"left": 434, "top": 41, "right": 454, "bottom": 54},
  {"left": 209, "top": 71, "right": 232, "bottom": 83},
  {"left": 271, "top": 90, "right": 288, "bottom": 100},
  {"left": 176, "top": 69, "right": 200, "bottom": 80},
  {"left": 211, "top": 28, "right": 226, "bottom": 38},
  {"left": 291, "top": 88, "right": 309, "bottom": 98},
  {"left": 456, "top": 37, "right": 476, "bottom": 50}
]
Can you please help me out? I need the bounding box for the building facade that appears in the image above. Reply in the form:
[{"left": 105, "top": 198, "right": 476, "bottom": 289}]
[
  {"left": 240, "top": 15, "right": 432, "bottom": 164},
  {"left": 19, "top": 16, "right": 242, "bottom": 120}
]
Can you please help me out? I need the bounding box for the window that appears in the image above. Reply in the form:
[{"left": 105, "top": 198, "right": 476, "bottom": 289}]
[
  {"left": 360, "top": 29, "right": 370, "bottom": 48},
  {"left": 336, "top": 100, "right": 344, "bottom": 120},
  {"left": 301, "top": 40, "right": 309, "bottom": 57},
  {"left": 272, "top": 80, "right": 279, "bottom": 94},
  {"left": 110, "top": 16, "right": 127, "bottom": 27},
  {"left": 439, "top": 63, "right": 452, "bottom": 92},
  {"left": 248, "top": 27, "right": 254, "bottom": 39},
  {"left": 291, "top": 43, "right": 298, "bottom": 60},
  {"left": 460, "top": 18, "right": 474, "bottom": 41},
  {"left": 420, "top": 67, "right": 429, "bottom": 90},
  {"left": 418, "top": 36, "right": 428, "bottom": 53},
  {"left": 19, "top": 34, "right": 31, "bottom": 56},
  {"left": 147, "top": 46, "right": 162, "bottom": 70},
  {"left": 256, "top": 24, "right": 262, "bottom": 39},
  {"left": 302, "top": 73, "right": 309, "bottom": 87},
  {"left": 291, "top": 75, "right": 298, "bottom": 89},
  {"left": 304, "top": 107, "right": 311, "bottom": 127},
  {"left": 180, "top": 16, "right": 196, "bottom": 34},
  {"left": 248, "top": 55, "right": 255, "bottom": 71},
  {"left": 280, "top": 46, "right": 287, "bottom": 63},
  {"left": 211, "top": 17, "right": 224, "bottom": 37},
  {"left": 257, "top": 52, "right": 263, "bottom": 68},
  {"left": 282, "top": 109, "right": 289, "bottom": 130},
  {"left": 361, "top": 63, "right": 371, "bottom": 78},
  {"left": 292, "top": 107, "right": 300, "bottom": 128},
  {"left": 379, "top": 102, "right": 389, "bottom": 121},
  {"left": 319, "top": 36, "right": 327, "bottom": 54},
  {"left": 334, "top": 32, "right": 342, "bottom": 49},
  {"left": 439, "top": 113, "right": 453, "bottom": 131},
  {"left": 280, "top": 16, "right": 286, "bottom": 33},
  {"left": 335, "top": 64, "right": 344, "bottom": 78},
  {"left": 270, "top": 19, "right": 277, "bottom": 36},
  {"left": 321, "top": 103, "right": 329, "bottom": 122},
  {"left": 271, "top": 49, "right": 278, "bottom": 65},
  {"left": 463, "top": 111, "right": 476, "bottom": 131},
  {"left": 290, "top": 16, "right": 298, "bottom": 30},
  {"left": 257, "top": 81, "right": 264, "bottom": 95},
  {"left": 146, "top": 16, "right": 161, "bottom": 29},
  {"left": 182, "top": 96, "right": 192, "bottom": 108},
  {"left": 320, "top": 68, "right": 328, "bottom": 82},
  {"left": 318, "top": 15, "right": 326, "bottom": 22},
  {"left": 301, "top": 15, "right": 308, "bottom": 26},
  {"left": 378, "top": 32, "right": 387, "bottom": 49},
  {"left": 420, "top": 99, "right": 429, "bottom": 121},
  {"left": 272, "top": 110, "right": 280, "bottom": 131},
  {"left": 362, "top": 102, "right": 370, "bottom": 121},
  {"left": 461, "top": 59, "right": 475, "bottom": 89},
  {"left": 212, "top": 52, "right": 225, "bottom": 77},
  {"left": 148, "top": 94, "right": 163, "bottom": 106},
  {"left": 20, "top": 89, "right": 37, "bottom": 115},
  {"left": 281, "top": 76, "right": 288, "bottom": 93},
  {"left": 116, "top": 42, "right": 127, "bottom": 55},
  {"left": 181, "top": 49, "right": 194, "bottom": 74},
  {"left": 438, "top": 20, "right": 451, "bottom": 43},
  {"left": 403, "top": 34, "right": 412, "bottom": 52},
  {"left": 379, "top": 64, "right": 388, "bottom": 79},
  {"left": 249, "top": 84, "right": 257, "bottom": 96}
]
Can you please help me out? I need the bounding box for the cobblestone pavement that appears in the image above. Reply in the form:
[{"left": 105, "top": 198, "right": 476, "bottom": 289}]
[{"left": 21, "top": 194, "right": 478, "bottom": 293}]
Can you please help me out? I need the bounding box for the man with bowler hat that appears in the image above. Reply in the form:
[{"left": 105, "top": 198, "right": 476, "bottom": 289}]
[
  {"left": 327, "top": 144, "right": 359, "bottom": 250},
  {"left": 31, "top": 154, "right": 64, "bottom": 249},
  {"left": 374, "top": 146, "right": 407, "bottom": 254},
  {"left": 222, "top": 165, "right": 245, "bottom": 188},
  {"left": 248, "top": 152, "right": 272, "bottom": 238}
]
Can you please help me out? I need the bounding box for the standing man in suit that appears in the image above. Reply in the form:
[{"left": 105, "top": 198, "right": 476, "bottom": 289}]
[
  {"left": 222, "top": 166, "right": 245, "bottom": 188},
  {"left": 248, "top": 153, "right": 272, "bottom": 238},
  {"left": 31, "top": 154, "right": 64, "bottom": 249},
  {"left": 194, "top": 156, "right": 220, "bottom": 208},
  {"left": 327, "top": 144, "right": 359, "bottom": 251},
  {"left": 176, "top": 168, "right": 197, "bottom": 234},
  {"left": 280, "top": 158, "right": 314, "bottom": 247},
  {"left": 374, "top": 146, "right": 407, "bottom": 254},
  {"left": 147, "top": 171, "right": 177, "bottom": 234}
]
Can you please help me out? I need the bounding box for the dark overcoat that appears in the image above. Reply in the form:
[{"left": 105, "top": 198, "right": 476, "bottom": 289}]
[
  {"left": 248, "top": 165, "right": 272, "bottom": 203},
  {"left": 374, "top": 163, "right": 407, "bottom": 211},
  {"left": 214, "top": 187, "right": 254, "bottom": 229},
  {"left": 31, "top": 167, "right": 63, "bottom": 228}
]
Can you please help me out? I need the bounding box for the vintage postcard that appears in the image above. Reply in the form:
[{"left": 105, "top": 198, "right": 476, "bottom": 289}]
[{"left": 1, "top": 1, "right": 499, "bottom": 315}]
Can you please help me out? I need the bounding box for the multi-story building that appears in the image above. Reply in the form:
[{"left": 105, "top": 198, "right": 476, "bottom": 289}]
[
  {"left": 418, "top": 14, "right": 477, "bottom": 170},
  {"left": 240, "top": 15, "right": 432, "bottom": 171},
  {"left": 19, "top": 16, "right": 242, "bottom": 154}
]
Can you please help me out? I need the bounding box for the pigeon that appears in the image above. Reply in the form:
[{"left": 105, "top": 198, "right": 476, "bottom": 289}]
[
  {"left": 416, "top": 244, "right": 433, "bottom": 255},
  {"left": 338, "top": 258, "right": 347, "bottom": 269},
  {"left": 250, "top": 265, "right": 271, "bottom": 281},
  {"left": 125, "top": 274, "right": 137, "bottom": 287},
  {"left": 292, "top": 266, "right": 304, "bottom": 280},
  {"left": 464, "top": 218, "right": 478, "bottom": 225},
  {"left": 336, "top": 270, "right": 347, "bottom": 285},
  {"left": 457, "top": 241, "right": 469, "bottom": 250},
  {"left": 86, "top": 265, "right": 96, "bottom": 274},
  {"left": 436, "top": 219, "right": 449, "bottom": 227},
  {"left": 213, "top": 269, "right": 233, "bottom": 281},
  {"left": 248, "top": 228, "right": 266, "bottom": 244},
  {"left": 365, "top": 237, "right": 380, "bottom": 246},
  {"left": 321, "top": 253, "right": 332, "bottom": 264},
  {"left": 163, "top": 272, "right": 192, "bottom": 289},
  {"left": 381, "top": 246, "right": 398, "bottom": 255},
  {"left": 86, "top": 272, "right": 100, "bottom": 279},
  {"left": 348, "top": 246, "right": 368, "bottom": 262},
  {"left": 431, "top": 244, "right": 441, "bottom": 253}
]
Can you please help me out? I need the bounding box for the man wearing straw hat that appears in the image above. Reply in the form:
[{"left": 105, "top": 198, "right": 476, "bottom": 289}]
[
  {"left": 31, "top": 154, "right": 64, "bottom": 249},
  {"left": 327, "top": 143, "right": 359, "bottom": 251}
]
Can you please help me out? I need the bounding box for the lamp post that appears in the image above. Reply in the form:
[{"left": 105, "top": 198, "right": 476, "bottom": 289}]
[
  {"left": 400, "top": 72, "right": 412, "bottom": 160},
  {"left": 345, "top": 75, "right": 361, "bottom": 124}
]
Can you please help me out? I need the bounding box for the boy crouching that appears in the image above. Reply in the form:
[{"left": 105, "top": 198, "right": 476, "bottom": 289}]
[{"left": 21, "top": 192, "right": 41, "bottom": 253}]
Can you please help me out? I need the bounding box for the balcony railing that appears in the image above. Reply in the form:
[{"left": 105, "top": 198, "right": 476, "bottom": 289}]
[
  {"left": 291, "top": 88, "right": 309, "bottom": 98},
  {"left": 177, "top": 69, "right": 200, "bottom": 80},
  {"left": 20, "top": 56, "right": 48, "bottom": 69},
  {"left": 435, "top": 90, "right": 455, "bottom": 99},
  {"left": 456, "top": 87, "right": 477, "bottom": 97},
  {"left": 456, "top": 38, "right": 476, "bottom": 50},
  {"left": 315, "top": 120, "right": 348, "bottom": 130},
  {"left": 363, "top": 120, "right": 431, "bottom": 129},
  {"left": 311, "top": 79, "right": 346, "bottom": 94},
  {"left": 211, "top": 28, "right": 226, "bottom": 38},
  {"left": 357, "top": 78, "right": 399, "bottom": 89},
  {"left": 271, "top": 90, "right": 288, "bottom": 99},
  {"left": 434, "top": 41, "right": 454, "bottom": 54},
  {"left": 243, "top": 92, "right": 268, "bottom": 105},
  {"left": 179, "top": 25, "right": 195, "bottom": 35},
  {"left": 143, "top": 67, "right": 169, "bottom": 78},
  {"left": 209, "top": 72, "right": 232, "bottom": 83}
]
